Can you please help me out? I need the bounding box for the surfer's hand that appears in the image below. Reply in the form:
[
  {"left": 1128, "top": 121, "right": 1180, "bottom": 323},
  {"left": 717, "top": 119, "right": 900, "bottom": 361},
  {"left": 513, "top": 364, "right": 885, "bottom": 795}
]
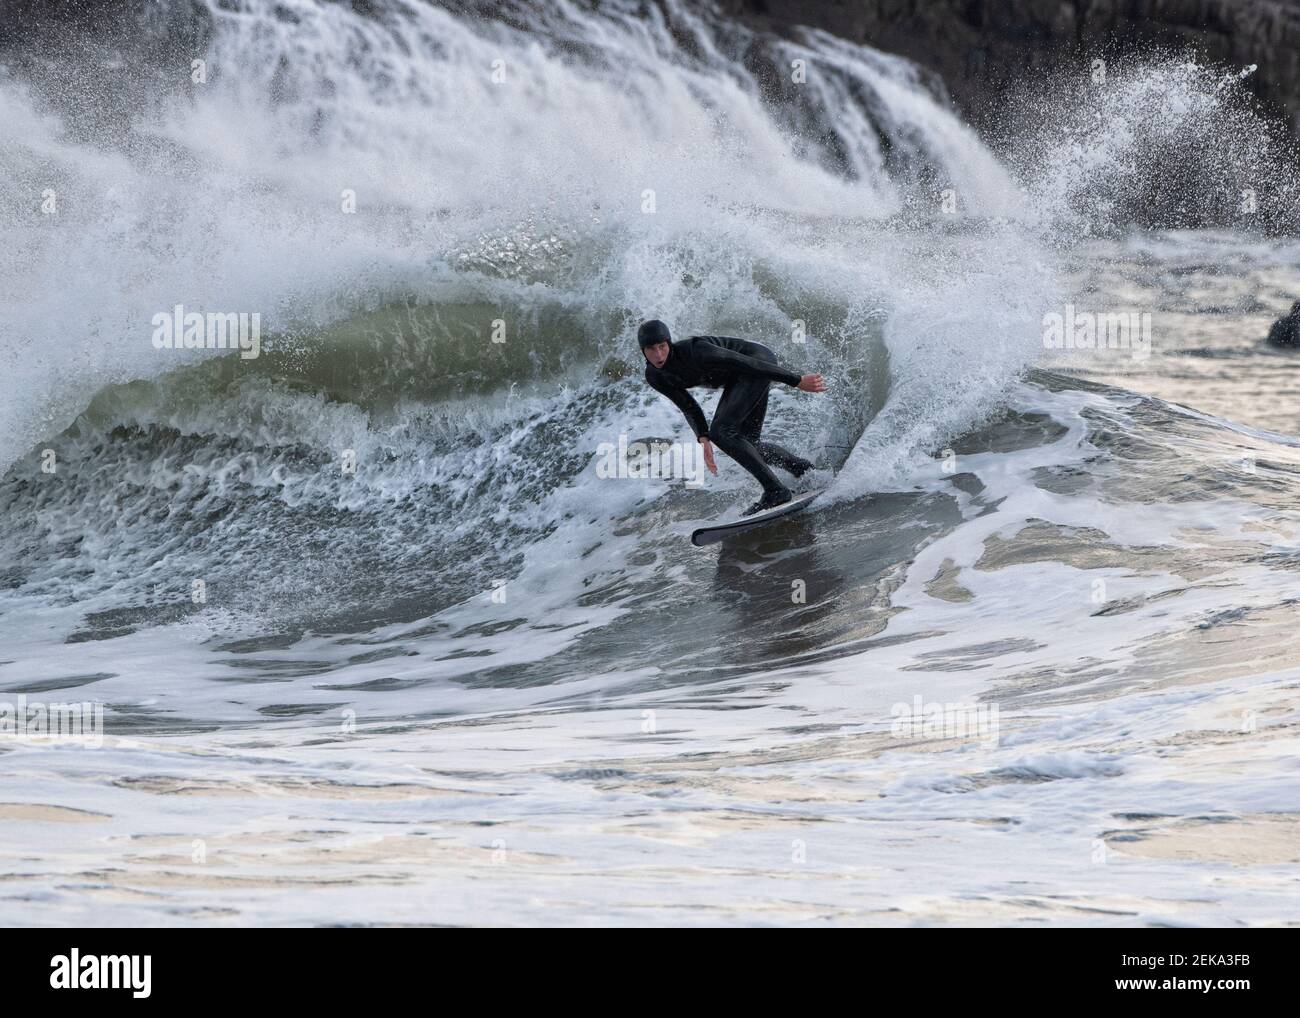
[
  {"left": 699, "top": 437, "right": 718, "bottom": 475},
  {"left": 798, "top": 373, "right": 827, "bottom": 392}
]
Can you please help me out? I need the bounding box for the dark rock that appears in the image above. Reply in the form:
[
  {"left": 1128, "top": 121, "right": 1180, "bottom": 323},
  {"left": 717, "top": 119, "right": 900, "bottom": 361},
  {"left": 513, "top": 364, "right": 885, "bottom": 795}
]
[
  {"left": 718, "top": 0, "right": 1300, "bottom": 229},
  {"left": 1266, "top": 300, "right": 1300, "bottom": 346},
  {"left": 720, "top": 0, "right": 1300, "bottom": 140}
]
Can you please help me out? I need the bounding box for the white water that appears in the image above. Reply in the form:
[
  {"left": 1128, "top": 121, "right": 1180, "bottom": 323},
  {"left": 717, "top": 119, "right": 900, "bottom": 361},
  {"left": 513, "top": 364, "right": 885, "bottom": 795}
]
[{"left": 0, "top": 0, "right": 1036, "bottom": 477}]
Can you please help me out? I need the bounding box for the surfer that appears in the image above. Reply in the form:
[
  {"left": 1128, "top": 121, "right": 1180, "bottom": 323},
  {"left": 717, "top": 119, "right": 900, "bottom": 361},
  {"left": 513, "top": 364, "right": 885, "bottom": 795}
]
[{"left": 637, "top": 319, "right": 826, "bottom": 515}]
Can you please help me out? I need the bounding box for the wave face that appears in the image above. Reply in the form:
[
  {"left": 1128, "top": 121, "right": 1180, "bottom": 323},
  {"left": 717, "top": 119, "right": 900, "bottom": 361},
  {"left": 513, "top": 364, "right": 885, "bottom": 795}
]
[{"left": 0, "top": 0, "right": 1042, "bottom": 642}]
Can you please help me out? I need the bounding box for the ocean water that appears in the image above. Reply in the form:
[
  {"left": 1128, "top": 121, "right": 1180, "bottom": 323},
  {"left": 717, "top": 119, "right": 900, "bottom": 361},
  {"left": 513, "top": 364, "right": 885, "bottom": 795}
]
[{"left": 1, "top": 0, "right": 1298, "bottom": 926}]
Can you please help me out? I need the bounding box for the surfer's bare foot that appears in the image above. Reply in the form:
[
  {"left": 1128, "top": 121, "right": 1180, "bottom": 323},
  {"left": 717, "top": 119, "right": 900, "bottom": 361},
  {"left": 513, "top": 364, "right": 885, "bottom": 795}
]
[{"left": 744, "top": 488, "right": 792, "bottom": 516}]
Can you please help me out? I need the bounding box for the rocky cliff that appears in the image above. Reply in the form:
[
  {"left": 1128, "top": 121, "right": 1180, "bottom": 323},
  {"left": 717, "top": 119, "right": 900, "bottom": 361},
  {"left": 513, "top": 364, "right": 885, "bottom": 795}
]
[{"left": 723, "top": 0, "right": 1300, "bottom": 138}]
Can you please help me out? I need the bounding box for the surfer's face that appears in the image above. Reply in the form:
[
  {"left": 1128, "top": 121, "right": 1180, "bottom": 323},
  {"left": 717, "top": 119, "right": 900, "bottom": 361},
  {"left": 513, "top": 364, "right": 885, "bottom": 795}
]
[{"left": 643, "top": 341, "right": 670, "bottom": 369}]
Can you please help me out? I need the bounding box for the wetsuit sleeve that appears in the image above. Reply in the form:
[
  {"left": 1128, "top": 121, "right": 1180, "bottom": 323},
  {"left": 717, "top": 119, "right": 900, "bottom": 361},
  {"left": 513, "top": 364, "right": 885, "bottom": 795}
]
[
  {"left": 693, "top": 340, "right": 802, "bottom": 386},
  {"left": 646, "top": 370, "right": 709, "bottom": 439}
]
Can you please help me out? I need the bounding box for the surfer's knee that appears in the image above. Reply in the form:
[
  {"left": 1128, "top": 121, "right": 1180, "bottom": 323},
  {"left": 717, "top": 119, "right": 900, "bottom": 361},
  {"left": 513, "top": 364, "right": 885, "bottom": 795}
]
[{"left": 709, "top": 419, "right": 740, "bottom": 447}]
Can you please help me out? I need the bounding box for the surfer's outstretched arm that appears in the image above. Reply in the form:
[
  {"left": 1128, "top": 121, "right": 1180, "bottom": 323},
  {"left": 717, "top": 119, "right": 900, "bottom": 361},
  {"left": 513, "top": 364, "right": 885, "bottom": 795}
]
[
  {"left": 692, "top": 337, "right": 827, "bottom": 392},
  {"left": 693, "top": 342, "right": 803, "bottom": 386}
]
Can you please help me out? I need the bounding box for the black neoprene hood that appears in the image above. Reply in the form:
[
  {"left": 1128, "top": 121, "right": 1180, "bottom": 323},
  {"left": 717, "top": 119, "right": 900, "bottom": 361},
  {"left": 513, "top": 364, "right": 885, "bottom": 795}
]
[{"left": 637, "top": 319, "right": 672, "bottom": 350}]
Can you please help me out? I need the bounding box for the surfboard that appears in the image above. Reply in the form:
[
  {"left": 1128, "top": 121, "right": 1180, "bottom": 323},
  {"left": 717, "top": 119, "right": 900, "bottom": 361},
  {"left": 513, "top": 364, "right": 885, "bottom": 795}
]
[{"left": 690, "top": 488, "right": 824, "bottom": 546}]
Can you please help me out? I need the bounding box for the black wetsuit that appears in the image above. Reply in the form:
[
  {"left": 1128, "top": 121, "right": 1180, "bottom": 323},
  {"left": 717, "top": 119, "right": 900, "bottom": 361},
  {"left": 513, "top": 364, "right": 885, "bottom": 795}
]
[{"left": 645, "top": 335, "right": 808, "bottom": 495}]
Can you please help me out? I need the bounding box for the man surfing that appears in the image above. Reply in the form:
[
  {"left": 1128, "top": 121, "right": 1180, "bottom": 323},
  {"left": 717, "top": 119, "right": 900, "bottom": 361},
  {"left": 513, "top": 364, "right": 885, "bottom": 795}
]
[{"left": 637, "top": 319, "right": 827, "bottom": 515}]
